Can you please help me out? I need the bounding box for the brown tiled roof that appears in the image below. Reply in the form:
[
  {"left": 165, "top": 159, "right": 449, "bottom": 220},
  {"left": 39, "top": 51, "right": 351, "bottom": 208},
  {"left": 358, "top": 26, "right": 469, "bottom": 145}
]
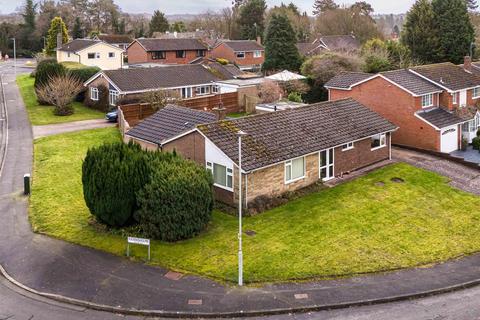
[
  {"left": 126, "top": 105, "right": 216, "bottom": 145},
  {"left": 296, "top": 42, "right": 322, "bottom": 56},
  {"left": 97, "top": 34, "right": 133, "bottom": 44},
  {"left": 58, "top": 39, "right": 99, "bottom": 52},
  {"left": 416, "top": 107, "right": 465, "bottom": 129},
  {"left": 222, "top": 40, "right": 264, "bottom": 52},
  {"left": 319, "top": 35, "right": 360, "bottom": 52},
  {"left": 135, "top": 38, "right": 207, "bottom": 51},
  {"left": 324, "top": 72, "right": 373, "bottom": 89},
  {"left": 103, "top": 65, "right": 219, "bottom": 92},
  {"left": 411, "top": 63, "right": 480, "bottom": 91},
  {"left": 198, "top": 98, "right": 396, "bottom": 172},
  {"left": 380, "top": 69, "right": 442, "bottom": 96}
]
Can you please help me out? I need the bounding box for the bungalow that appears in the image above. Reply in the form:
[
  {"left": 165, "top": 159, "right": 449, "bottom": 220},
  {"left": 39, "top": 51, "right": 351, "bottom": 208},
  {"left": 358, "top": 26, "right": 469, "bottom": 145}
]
[
  {"left": 210, "top": 39, "right": 265, "bottom": 72},
  {"left": 84, "top": 64, "right": 221, "bottom": 107},
  {"left": 127, "top": 38, "right": 208, "bottom": 65},
  {"left": 56, "top": 39, "right": 124, "bottom": 70},
  {"left": 153, "top": 98, "right": 397, "bottom": 207},
  {"left": 325, "top": 59, "right": 480, "bottom": 153}
]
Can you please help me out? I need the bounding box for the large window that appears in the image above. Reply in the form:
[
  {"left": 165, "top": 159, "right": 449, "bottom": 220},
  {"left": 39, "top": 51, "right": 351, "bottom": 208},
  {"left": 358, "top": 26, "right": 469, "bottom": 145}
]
[
  {"left": 196, "top": 50, "right": 206, "bottom": 57},
  {"left": 236, "top": 51, "right": 245, "bottom": 59},
  {"left": 176, "top": 50, "right": 186, "bottom": 58},
  {"left": 474, "top": 87, "right": 480, "bottom": 99},
  {"left": 152, "top": 51, "right": 165, "bottom": 59},
  {"left": 285, "top": 157, "right": 305, "bottom": 183},
  {"left": 195, "top": 86, "right": 210, "bottom": 96},
  {"left": 253, "top": 50, "right": 262, "bottom": 58},
  {"left": 90, "top": 87, "right": 99, "bottom": 101},
  {"left": 421, "top": 94, "right": 433, "bottom": 108},
  {"left": 109, "top": 90, "right": 119, "bottom": 106},
  {"left": 206, "top": 162, "right": 233, "bottom": 190},
  {"left": 181, "top": 87, "right": 192, "bottom": 99},
  {"left": 371, "top": 133, "right": 387, "bottom": 150}
]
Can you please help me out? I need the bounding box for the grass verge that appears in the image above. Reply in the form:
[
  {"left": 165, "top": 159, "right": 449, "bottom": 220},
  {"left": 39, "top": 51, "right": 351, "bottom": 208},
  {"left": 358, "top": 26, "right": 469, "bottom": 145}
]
[
  {"left": 30, "top": 128, "right": 480, "bottom": 283},
  {"left": 16, "top": 74, "right": 104, "bottom": 126}
]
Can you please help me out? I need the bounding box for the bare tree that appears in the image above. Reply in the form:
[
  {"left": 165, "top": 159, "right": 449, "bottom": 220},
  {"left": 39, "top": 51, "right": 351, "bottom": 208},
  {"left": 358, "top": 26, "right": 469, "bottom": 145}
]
[
  {"left": 36, "top": 73, "right": 83, "bottom": 115},
  {"left": 140, "top": 89, "right": 184, "bottom": 111},
  {"left": 258, "top": 80, "right": 284, "bottom": 103}
]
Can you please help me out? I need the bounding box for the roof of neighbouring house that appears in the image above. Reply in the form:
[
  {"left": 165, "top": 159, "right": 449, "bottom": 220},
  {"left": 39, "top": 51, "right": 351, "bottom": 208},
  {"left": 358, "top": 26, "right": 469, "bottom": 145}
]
[
  {"left": 319, "top": 35, "right": 360, "bottom": 52},
  {"left": 416, "top": 107, "right": 465, "bottom": 129},
  {"left": 126, "top": 104, "right": 217, "bottom": 145},
  {"left": 58, "top": 39, "right": 102, "bottom": 52},
  {"left": 266, "top": 70, "right": 307, "bottom": 82},
  {"left": 324, "top": 72, "right": 373, "bottom": 89},
  {"left": 96, "top": 34, "right": 133, "bottom": 44},
  {"left": 197, "top": 98, "right": 396, "bottom": 172},
  {"left": 380, "top": 69, "right": 442, "bottom": 96},
  {"left": 221, "top": 40, "right": 264, "bottom": 52},
  {"left": 410, "top": 63, "right": 480, "bottom": 91},
  {"left": 133, "top": 38, "right": 208, "bottom": 51},
  {"left": 296, "top": 42, "right": 320, "bottom": 56},
  {"left": 100, "top": 64, "right": 219, "bottom": 92}
]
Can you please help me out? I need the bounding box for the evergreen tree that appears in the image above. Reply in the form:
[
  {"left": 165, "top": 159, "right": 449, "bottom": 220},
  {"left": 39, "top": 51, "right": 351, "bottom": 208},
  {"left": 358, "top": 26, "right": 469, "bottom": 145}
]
[
  {"left": 20, "top": 0, "right": 39, "bottom": 52},
  {"left": 238, "top": 0, "right": 267, "bottom": 40},
  {"left": 313, "top": 0, "right": 338, "bottom": 16},
  {"left": 432, "top": 0, "right": 475, "bottom": 63},
  {"left": 72, "top": 17, "right": 83, "bottom": 39},
  {"left": 263, "top": 13, "right": 302, "bottom": 72},
  {"left": 45, "top": 17, "right": 69, "bottom": 56},
  {"left": 401, "top": 0, "right": 438, "bottom": 63},
  {"left": 149, "top": 10, "right": 169, "bottom": 36}
]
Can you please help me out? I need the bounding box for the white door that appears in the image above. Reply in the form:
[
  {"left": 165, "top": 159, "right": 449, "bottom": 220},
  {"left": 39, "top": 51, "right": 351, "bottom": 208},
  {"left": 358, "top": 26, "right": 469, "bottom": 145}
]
[
  {"left": 460, "top": 90, "right": 467, "bottom": 107},
  {"left": 441, "top": 125, "right": 459, "bottom": 153},
  {"left": 319, "top": 148, "right": 334, "bottom": 181}
]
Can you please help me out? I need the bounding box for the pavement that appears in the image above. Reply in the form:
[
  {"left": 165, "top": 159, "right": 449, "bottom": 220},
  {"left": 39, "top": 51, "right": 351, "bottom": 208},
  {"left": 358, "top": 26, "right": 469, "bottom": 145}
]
[
  {"left": 2, "top": 61, "right": 480, "bottom": 317},
  {"left": 32, "top": 119, "right": 116, "bottom": 139}
]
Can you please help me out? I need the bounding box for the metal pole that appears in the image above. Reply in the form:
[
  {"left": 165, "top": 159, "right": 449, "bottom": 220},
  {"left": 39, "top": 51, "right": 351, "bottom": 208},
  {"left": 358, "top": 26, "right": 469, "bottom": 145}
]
[
  {"left": 11, "top": 38, "right": 16, "bottom": 76},
  {"left": 238, "top": 133, "right": 243, "bottom": 286}
]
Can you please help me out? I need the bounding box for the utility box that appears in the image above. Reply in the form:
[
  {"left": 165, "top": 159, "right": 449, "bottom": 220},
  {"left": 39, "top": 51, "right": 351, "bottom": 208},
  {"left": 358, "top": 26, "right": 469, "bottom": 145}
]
[{"left": 24, "top": 174, "right": 30, "bottom": 195}]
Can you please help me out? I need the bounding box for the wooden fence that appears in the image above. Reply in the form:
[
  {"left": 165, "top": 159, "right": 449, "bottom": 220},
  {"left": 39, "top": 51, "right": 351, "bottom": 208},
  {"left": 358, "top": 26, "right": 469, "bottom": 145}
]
[{"left": 183, "top": 92, "right": 240, "bottom": 113}]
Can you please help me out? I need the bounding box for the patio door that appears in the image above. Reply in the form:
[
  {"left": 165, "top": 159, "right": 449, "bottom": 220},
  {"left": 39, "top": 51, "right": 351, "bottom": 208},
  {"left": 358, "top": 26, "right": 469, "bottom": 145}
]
[{"left": 320, "top": 148, "right": 334, "bottom": 181}]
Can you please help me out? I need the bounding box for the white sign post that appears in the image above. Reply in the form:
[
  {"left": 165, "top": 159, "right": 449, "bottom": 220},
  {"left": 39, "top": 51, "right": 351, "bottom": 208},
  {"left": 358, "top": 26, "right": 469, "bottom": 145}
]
[{"left": 126, "top": 237, "right": 151, "bottom": 261}]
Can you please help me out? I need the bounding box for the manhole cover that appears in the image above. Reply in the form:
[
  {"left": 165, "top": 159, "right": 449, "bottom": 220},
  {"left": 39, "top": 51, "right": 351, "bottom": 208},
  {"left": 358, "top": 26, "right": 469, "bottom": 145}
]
[
  {"left": 375, "top": 181, "right": 385, "bottom": 186},
  {"left": 245, "top": 230, "right": 256, "bottom": 236},
  {"left": 391, "top": 177, "right": 405, "bottom": 183}
]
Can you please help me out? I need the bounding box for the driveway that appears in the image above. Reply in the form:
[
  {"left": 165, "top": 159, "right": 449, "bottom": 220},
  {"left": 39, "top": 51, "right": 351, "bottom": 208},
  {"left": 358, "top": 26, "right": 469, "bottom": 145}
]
[
  {"left": 32, "top": 119, "right": 115, "bottom": 139},
  {"left": 393, "top": 147, "right": 480, "bottom": 195}
]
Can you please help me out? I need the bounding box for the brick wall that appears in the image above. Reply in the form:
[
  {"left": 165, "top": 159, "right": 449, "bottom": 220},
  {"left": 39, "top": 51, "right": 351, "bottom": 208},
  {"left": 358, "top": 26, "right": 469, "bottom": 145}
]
[
  {"left": 210, "top": 43, "right": 264, "bottom": 68},
  {"left": 127, "top": 40, "right": 206, "bottom": 64},
  {"left": 329, "top": 77, "right": 441, "bottom": 152},
  {"left": 163, "top": 131, "right": 205, "bottom": 164}
]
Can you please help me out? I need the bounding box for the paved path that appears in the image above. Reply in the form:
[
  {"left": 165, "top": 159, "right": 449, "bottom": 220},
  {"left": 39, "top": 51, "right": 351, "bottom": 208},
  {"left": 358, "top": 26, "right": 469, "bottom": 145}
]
[
  {"left": 33, "top": 119, "right": 115, "bottom": 139},
  {"left": 2, "top": 68, "right": 480, "bottom": 316}
]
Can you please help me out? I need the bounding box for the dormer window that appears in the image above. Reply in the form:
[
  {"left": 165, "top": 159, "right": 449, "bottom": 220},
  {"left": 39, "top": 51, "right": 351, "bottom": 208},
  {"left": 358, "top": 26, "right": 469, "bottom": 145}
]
[{"left": 421, "top": 93, "right": 433, "bottom": 108}]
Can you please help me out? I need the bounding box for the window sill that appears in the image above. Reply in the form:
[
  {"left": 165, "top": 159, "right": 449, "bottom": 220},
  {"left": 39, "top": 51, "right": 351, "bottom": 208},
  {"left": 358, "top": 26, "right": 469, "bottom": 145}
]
[
  {"left": 371, "top": 145, "right": 386, "bottom": 151},
  {"left": 285, "top": 176, "right": 305, "bottom": 185},
  {"left": 342, "top": 147, "right": 354, "bottom": 152},
  {"left": 213, "top": 183, "right": 233, "bottom": 192}
]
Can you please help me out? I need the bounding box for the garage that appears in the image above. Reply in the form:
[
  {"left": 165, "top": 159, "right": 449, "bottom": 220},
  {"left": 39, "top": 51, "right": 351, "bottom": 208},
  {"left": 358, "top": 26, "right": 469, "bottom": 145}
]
[{"left": 440, "top": 125, "right": 459, "bottom": 153}]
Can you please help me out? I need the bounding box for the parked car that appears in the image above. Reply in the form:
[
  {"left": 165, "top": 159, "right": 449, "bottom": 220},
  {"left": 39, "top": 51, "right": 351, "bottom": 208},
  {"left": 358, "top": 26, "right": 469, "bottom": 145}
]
[{"left": 105, "top": 109, "right": 118, "bottom": 122}]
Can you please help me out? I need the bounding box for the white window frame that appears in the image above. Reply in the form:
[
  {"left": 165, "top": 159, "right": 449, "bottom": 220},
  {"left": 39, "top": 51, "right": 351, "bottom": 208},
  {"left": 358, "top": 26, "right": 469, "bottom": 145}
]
[
  {"left": 284, "top": 156, "right": 306, "bottom": 184},
  {"left": 371, "top": 133, "right": 387, "bottom": 150},
  {"left": 236, "top": 51, "right": 245, "bottom": 59},
  {"left": 109, "top": 90, "right": 119, "bottom": 106},
  {"left": 206, "top": 162, "right": 233, "bottom": 191},
  {"left": 108, "top": 52, "right": 115, "bottom": 58},
  {"left": 212, "top": 85, "right": 219, "bottom": 94},
  {"left": 421, "top": 93, "right": 433, "bottom": 108},
  {"left": 253, "top": 50, "right": 262, "bottom": 58},
  {"left": 473, "top": 87, "right": 480, "bottom": 99},
  {"left": 452, "top": 92, "right": 458, "bottom": 104},
  {"left": 181, "top": 87, "right": 192, "bottom": 99},
  {"left": 90, "top": 87, "right": 99, "bottom": 101},
  {"left": 195, "top": 86, "right": 210, "bottom": 96},
  {"left": 342, "top": 142, "right": 354, "bottom": 151}
]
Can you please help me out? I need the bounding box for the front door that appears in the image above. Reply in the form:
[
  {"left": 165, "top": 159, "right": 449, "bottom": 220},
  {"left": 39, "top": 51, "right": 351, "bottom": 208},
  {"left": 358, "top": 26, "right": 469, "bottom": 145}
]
[{"left": 320, "top": 148, "right": 334, "bottom": 181}]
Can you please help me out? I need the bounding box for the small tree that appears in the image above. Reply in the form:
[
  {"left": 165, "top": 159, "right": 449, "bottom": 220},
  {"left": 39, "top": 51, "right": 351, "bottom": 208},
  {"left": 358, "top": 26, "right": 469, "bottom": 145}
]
[
  {"left": 258, "top": 80, "right": 284, "bottom": 103},
  {"left": 45, "top": 17, "right": 69, "bottom": 56},
  {"left": 36, "top": 73, "right": 83, "bottom": 115},
  {"left": 301, "top": 52, "right": 363, "bottom": 86},
  {"left": 140, "top": 89, "right": 183, "bottom": 110},
  {"left": 135, "top": 157, "right": 214, "bottom": 242}
]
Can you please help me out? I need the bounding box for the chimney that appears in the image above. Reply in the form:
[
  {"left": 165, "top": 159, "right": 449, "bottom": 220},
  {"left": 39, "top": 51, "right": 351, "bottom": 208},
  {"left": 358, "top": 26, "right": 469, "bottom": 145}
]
[
  {"left": 212, "top": 106, "right": 226, "bottom": 121},
  {"left": 464, "top": 56, "right": 472, "bottom": 73},
  {"left": 56, "top": 32, "right": 63, "bottom": 49},
  {"left": 256, "top": 36, "right": 262, "bottom": 45}
]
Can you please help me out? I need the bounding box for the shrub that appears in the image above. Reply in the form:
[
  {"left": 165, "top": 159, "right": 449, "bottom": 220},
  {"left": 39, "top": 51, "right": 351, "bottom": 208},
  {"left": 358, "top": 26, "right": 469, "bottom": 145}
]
[
  {"left": 82, "top": 142, "right": 152, "bottom": 227},
  {"left": 69, "top": 66, "right": 101, "bottom": 83},
  {"left": 135, "top": 157, "right": 214, "bottom": 242},
  {"left": 473, "top": 137, "right": 480, "bottom": 150},
  {"left": 36, "top": 73, "right": 83, "bottom": 116},
  {"left": 288, "top": 92, "right": 303, "bottom": 103},
  {"left": 258, "top": 80, "right": 284, "bottom": 103},
  {"left": 34, "top": 59, "right": 66, "bottom": 103}
]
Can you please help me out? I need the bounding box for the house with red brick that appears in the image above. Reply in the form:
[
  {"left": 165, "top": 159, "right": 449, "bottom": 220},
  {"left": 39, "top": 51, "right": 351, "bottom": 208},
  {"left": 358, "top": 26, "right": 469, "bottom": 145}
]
[
  {"left": 325, "top": 59, "right": 480, "bottom": 153},
  {"left": 127, "top": 38, "right": 208, "bottom": 65},
  {"left": 128, "top": 98, "right": 396, "bottom": 207},
  {"left": 209, "top": 40, "right": 265, "bottom": 72}
]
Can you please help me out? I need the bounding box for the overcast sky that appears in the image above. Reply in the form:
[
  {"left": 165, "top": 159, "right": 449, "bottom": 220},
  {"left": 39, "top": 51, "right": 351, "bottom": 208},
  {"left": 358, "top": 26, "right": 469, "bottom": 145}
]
[{"left": 0, "top": 0, "right": 418, "bottom": 15}]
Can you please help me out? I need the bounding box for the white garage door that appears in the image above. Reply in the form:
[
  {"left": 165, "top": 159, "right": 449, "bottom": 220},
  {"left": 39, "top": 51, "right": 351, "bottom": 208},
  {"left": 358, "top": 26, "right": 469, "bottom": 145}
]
[{"left": 441, "top": 125, "right": 458, "bottom": 153}]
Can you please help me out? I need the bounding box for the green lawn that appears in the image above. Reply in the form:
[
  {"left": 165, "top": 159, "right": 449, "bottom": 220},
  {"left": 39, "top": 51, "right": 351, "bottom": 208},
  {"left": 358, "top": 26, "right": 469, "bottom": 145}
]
[
  {"left": 16, "top": 74, "right": 104, "bottom": 126},
  {"left": 30, "top": 128, "right": 480, "bottom": 283}
]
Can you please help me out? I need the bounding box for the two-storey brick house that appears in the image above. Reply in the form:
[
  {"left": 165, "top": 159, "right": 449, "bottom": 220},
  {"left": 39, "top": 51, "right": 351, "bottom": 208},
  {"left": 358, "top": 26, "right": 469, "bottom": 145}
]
[
  {"left": 325, "top": 60, "right": 480, "bottom": 153},
  {"left": 209, "top": 40, "right": 265, "bottom": 72},
  {"left": 127, "top": 38, "right": 208, "bottom": 65}
]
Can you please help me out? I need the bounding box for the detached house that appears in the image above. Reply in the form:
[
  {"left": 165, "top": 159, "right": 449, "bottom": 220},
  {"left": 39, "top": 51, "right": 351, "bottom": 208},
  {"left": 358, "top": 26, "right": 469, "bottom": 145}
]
[
  {"left": 297, "top": 35, "right": 360, "bottom": 57},
  {"left": 149, "top": 98, "right": 396, "bottom": 207},
  {"left": 127, "top": 38, "right": 208, "bottom": 65},
  {"left": 325, "top": 59, "right": 480, "bottom": 153},
  {"left": 94, "top": 34, "right": 134, "bottom": 51},
  {"left": 56, "top": 39, "right": 124, "bottom": 70},
  {"left": 210, "top": 40, "right": 265, "bottom": 71}
]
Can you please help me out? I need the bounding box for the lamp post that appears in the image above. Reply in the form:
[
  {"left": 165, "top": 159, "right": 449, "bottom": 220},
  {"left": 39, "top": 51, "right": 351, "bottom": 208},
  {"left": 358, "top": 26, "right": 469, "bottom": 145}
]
[
  {"left": 11, "top": 38, "right": 16, "bottom": 76},
  {"left": 237, "top": 130, "right": 247, "bottom": 286}
]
